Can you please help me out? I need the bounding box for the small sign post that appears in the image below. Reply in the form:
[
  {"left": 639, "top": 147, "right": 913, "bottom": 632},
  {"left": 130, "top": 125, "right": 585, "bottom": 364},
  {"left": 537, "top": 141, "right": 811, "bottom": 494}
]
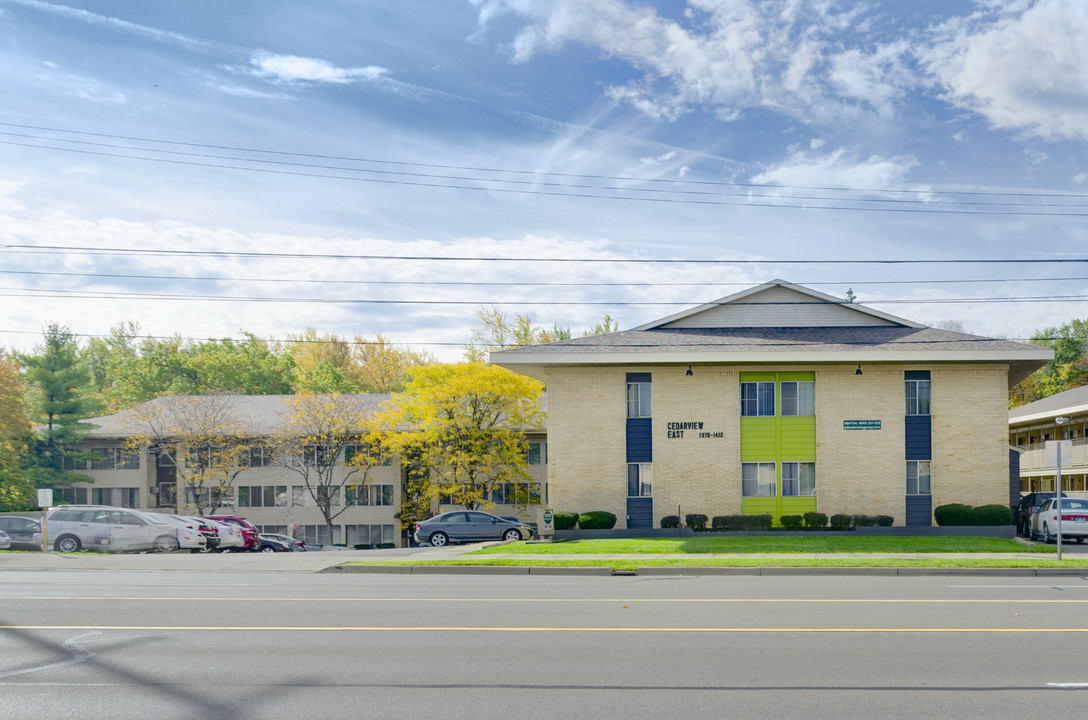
[
  {"left": 38, "top": 488, "right": 53, "bottom": 553},
  {"left": 540, "top": 509, "right": 554, "bottom": 541}
]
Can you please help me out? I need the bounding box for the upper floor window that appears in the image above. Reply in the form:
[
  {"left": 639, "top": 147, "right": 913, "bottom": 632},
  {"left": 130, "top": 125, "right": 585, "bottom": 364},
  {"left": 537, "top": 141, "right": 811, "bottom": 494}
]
[
  {"left": 626, "top": 381, "right": 651, "bottom": 418},
  {"left": 741, "top": 382, "right": 775, "bottom": 417},
  {"left": 780, "top": 381, "right": 815, "bottom": 417},
  {"left": 905, "top": 379, "right": 931, "bottom": 416},
  {"left": 527, "top": 441, "right": 547, "bottom": 465}
]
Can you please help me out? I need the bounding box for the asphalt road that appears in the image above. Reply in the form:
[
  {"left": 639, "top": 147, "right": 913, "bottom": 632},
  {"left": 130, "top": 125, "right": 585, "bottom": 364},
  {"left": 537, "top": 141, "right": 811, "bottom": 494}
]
[{"left": 2, "top": 570, "right": 1088, "bottom": 719}]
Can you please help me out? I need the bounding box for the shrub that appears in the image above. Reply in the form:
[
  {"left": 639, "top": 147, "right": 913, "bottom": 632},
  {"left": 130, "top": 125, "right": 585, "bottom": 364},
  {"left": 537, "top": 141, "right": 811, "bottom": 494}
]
[
  {"left": 972, "top": 504, "right": 1013, "bottom": 526},
  {"left": 554, "top": 511, "right": 579, "bottom": 530},
  {"left": 685, "top": 513, "right": 708, "bottom": 532},
  {"left": 713, "top": 514, "right": 772, "bottom": 531},
  {"left": 660, "top": 515, "right": 680, "bottom": 529},
  {"left": 712, "top": 515, "right": 743, "bottom": 531},
  {"left": 852, "top": 514, "right": 875, "bottom": 527},
  {"left": 830, "top": 513, "right": 853, "bottom": 530},
  {"left": 934, "top": 503, "right": 975, "bottom": 526},
  {"left": 779, "top": 514, "right": 803, "bottom": 530},
  {"left": 803, "top": 512, "right": 828, "bottom": 530},
  {"left": 353, "top": 544, "right": 372, "bottom": 550},
  {"left": 875, "top": 515, "right": 894, "bottom": 527},
  {"left": 577, "top": 511, "right": 617, "bottom": 530}
]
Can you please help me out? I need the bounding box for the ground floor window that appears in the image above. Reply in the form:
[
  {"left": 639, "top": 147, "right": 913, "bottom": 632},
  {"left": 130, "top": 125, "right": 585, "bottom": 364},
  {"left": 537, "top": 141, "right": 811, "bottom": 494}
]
[
  {"left": 238, "top": 485, "right": 287, "bottom": 507},
  {"left": 781, "top": 462, "right": 816, "bottom": 496},
  {"left": 345, "top": 524, "right": 395, "bottom": 547},
  {"left": 53, "top": 486, "right": 89, "bottom": 505},
  {"left": 258, "top": 525, "right": 288, "bottom": 535},
  {"left": 627, "top": 463, "right": 652, "bottom": 497},
  {"left": 296, "top": 524, "right": 340, "bottom": 546},
  {"left": 742, "top": 462, "right": 776, "bottom": 497},
  {"left": 185, "top": 487, "right": 235, "bottom": 508},
  {"left": 907, "top": 460, "right": 931, "bottom": 495},
  {"left": 92, "top": 487, "right": 139, "bottom": 508}
]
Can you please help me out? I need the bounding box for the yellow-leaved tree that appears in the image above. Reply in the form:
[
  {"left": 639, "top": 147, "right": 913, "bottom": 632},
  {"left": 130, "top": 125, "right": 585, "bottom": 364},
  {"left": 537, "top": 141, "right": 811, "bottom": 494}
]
[
  {"left": 376, "top": 362, "right": 544, "bottom": 514},
  {"left": 268, "top": 393, "right": 388, "bottom": 544},
  {"left": 127, "top": 395, "right": 250, "bottom": 515}
]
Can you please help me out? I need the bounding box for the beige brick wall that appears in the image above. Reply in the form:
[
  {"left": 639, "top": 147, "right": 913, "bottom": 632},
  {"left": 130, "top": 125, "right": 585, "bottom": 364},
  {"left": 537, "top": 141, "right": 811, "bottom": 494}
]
[{"left": 545, "top": 362, "right": 1011, "bottom": 528}]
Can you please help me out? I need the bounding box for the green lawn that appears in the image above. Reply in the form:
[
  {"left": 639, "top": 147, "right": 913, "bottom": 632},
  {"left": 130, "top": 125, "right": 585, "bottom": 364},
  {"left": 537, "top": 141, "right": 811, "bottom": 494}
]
[{"left": 467, "top": 536, "right": 1049, "bottom": 555}]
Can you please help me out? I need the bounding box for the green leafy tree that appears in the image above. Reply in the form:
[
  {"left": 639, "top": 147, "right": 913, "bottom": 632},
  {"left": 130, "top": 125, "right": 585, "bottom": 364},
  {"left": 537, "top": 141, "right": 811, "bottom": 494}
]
[
  {"left": 349, "top": 333, "right": 435, "bottom": 393},
  {"left": 20, "top": 324, "right": 100, "bottom": 489},
  {"left": 377, "top": 362, "right": 544, "bottom": 510},
  {"left": 1010, "top": 319, "right": 1088, "bottom": 407},
  {"left": 583, "top": 314, "right": 620, "bottom": 336},
  {"left": 285, "top": 328, "right": 359, "bottom": 393},
  {"left": 0, "top": 350, "right": 34, "bottom": 510}
]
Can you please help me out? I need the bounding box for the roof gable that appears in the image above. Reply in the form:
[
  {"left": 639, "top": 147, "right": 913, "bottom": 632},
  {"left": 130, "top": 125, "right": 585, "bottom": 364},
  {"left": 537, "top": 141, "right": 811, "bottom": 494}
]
[{"left": 635, "top": 279, "right": 921, "bottom": 330}]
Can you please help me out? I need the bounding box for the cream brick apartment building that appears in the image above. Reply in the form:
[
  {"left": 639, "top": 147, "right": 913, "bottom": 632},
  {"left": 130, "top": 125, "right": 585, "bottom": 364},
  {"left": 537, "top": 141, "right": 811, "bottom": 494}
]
[
  {"left": 1010, "top": 385, "right": 1088, "bottom": 497},
  {"left": 58, "top": 394, "right": 548, "bottom": 547},
  {"left": 493, "top": 280, "right": 1051, "bottom": 528}
]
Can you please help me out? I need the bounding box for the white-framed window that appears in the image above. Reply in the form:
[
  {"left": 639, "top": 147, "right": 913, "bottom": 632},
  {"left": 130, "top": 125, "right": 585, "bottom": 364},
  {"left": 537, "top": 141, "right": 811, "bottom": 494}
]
[
  {"left": 627, "top": 463, "right": 652, "bottom": 497},
  {"left": 297, "top": 524, "right": 340, "bottom": 546},
  {"left": 489, "top": 482, "right": 542, "bottom": 505},
  {"left": 247, "top": 445, "right": 273, "bottom": 467},
  {"left": 91, "top": 487, "right": 140, "bottom": 508},
  {"left": 781, "top": 461, "right": 816, "bottom": 496},
  {"left": 626, "top": 381, "right": 652, "bottom": 418},
  {"left": 780, "top": 381, "right": 815, "bottom": 417},
  {"left": 907, "top": 460, "right": 931, "bottom": 495},
  {"left": 906, "top": 380, "right": 931, "bottom": 416},
  {"left": 742, "top": 462, "right": 776, "bottom": 497},
  {"left": 346, "top": 484, "right": 395, "bottom": 506},
  {"left": 345, "top": 524, "right": 395, "bottom": 547},
  {"left": 741, "top": 382, "right": 775, "bottom": 417}
]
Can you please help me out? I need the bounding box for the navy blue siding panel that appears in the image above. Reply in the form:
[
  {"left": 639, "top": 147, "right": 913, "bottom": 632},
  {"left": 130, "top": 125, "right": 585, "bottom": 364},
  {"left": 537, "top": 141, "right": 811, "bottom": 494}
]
[
  {"left": 626, "top": 373, "right": 652, "bottom": 383},
  {"left": 904, "top": 370, "right": 931, "bottom": 380},
  {"left": 905, "top": 495, "right": 932, "bottom": 526},
  {"left": 1009, "top": 448, "right": 1021, "bottom": 510},
  {"left": 626, "top": 418, "right": 653, "bottom": 463},
  {"left": 627, "top": 497, "right": 653, "bottom": 529},
  {"left": 905, "top": 415, "right": 931, "bottom": 460}
]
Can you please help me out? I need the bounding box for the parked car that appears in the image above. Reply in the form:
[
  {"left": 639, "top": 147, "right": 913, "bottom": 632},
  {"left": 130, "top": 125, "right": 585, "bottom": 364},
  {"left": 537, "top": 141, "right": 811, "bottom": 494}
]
[
  {"left": 1015, "top": 492, "right": 1055, "bottom": 536},
  {"left": 414, "top": 511, "right": 532, "bottom": 547},
  {"left": 198, "top": 517, "right": 244, "bottom": 551},
  {"left": 202, "top": 515, "right": 260, "bottom": 551},
  {"left": 260, "top": 532, "right": 305, "bottom": 551},
  {"left": 1028, "top": 497, "right": 1088, "bottom": 544},
  {"left": 0, "top": 529, "right": 9, "bottom": 550},
  {"left": 257, "top": 533, "right": 292, "bottom": 552},
  {"left": 172, "top": 515, "right": 221, "bottom": 552},
  {"left": 142, "top": 512, "right": 207, "bottom": 552},
  {"left": 46, "top": 505, "right": 184, "bottom": 553},
  {"left": 0, "top": 516, "right": 42, "bottom": 549}
]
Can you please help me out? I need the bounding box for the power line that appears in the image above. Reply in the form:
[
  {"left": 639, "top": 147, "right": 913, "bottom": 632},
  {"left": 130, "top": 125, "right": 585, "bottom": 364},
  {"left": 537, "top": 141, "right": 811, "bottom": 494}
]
[
  {"left": 4, "top": 268, "right": 1088, "bottom": 288},
  {"left": 4, "top": 244, "right": 1088, "bottom": 264},
  {"left": 4, "top": 286, "right": 1088, "bottom": 306},
  {"left": 4, "top": 121, "right": 1085, "bottom": 200},
  {"left": 4, "top": 136, "right": 1088, "bottom": 216}
]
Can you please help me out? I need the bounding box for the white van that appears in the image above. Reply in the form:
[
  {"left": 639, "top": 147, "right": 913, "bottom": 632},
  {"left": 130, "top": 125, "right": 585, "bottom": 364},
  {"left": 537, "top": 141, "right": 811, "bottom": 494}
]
[{"left": 46, "top": 505, "right": 183, "bottom": 553}]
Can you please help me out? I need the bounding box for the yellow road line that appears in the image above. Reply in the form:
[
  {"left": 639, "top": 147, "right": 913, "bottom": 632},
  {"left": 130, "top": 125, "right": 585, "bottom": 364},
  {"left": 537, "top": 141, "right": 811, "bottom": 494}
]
[
  {"left": 3, "top": 625, "right": 1088, "bottom": 633},
  {"left": 4, "top": 596, "right": 1088, "bottom": 603}
]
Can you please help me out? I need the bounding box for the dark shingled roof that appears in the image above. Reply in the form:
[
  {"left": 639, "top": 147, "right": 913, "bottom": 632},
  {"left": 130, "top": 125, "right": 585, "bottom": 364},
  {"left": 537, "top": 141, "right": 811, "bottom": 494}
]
[{"left": 495, "top": 326, "right": 1034, "bottom": 355}]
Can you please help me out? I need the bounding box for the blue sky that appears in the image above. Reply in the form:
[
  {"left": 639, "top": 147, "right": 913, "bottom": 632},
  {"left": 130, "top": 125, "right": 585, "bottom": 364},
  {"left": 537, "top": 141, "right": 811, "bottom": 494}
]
[{"left": 1, "top": 0, "right": 1087, "bottom": 359}]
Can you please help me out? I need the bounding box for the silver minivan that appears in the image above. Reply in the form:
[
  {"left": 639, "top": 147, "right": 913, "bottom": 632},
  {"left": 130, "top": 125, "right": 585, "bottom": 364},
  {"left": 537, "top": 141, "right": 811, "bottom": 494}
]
[{"left": 46, "top": 505, "right": 182, "bottom": 553}]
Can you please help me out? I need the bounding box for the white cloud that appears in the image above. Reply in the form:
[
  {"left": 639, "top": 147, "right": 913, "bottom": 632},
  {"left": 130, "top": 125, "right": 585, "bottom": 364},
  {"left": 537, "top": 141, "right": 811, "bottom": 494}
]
[
  {"left": 473, "top": 0, "right": 915, "bottom": 125},
  {"left": 921, "top": 0, "right": 1088, "bottom": 141},
  {"left": 246, "top": 54, "right": 388, "bottom": 85},
  {"left": 749, "top": 148, "right": 918, "bottom": 191}
]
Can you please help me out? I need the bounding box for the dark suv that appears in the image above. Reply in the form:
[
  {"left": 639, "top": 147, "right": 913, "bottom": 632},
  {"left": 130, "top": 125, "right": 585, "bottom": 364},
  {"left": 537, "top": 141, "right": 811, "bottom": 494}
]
[{"left": 1015, "top": 492, "right": 1055, "bottom": 537}]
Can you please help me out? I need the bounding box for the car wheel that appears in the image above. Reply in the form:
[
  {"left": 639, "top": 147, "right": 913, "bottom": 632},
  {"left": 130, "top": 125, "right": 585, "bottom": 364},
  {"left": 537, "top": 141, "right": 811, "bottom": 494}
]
[
  {"left": 1075, "top": 537, "right": 1085, "bottom": 544},
  {"left": 502, "top": 529, "right": 522, "bottom": 542},
  {"left": 429, "top": 531, "right": 449, "bottom": 547},
  {"left": 55, "top": 535, "right": 82, "bottom": 553},
  {"left": 261, "top": 545, "right": 276, "bottom": 553},
  {"left": 1043, "top": 523, "right": 1053, "bottom": 544},
  {"left": 154, "top": 535, "right": 180, "bottom": 553}
]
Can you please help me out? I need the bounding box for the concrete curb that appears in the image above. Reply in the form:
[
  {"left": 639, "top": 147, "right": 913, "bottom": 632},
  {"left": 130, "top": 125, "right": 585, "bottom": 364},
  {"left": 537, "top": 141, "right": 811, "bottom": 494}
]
[{"left": 327, "top": 564, "right": 1088, "bottom": 577}]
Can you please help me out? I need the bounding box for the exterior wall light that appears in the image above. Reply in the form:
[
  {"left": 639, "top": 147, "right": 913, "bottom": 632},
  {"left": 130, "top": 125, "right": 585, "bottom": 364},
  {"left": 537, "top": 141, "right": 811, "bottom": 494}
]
[
  {"left": 685, "top": 365, "right": 694, "bottom": 376},
  {"left": 855, "top": 364, "right": 863, "bottom": 376}
]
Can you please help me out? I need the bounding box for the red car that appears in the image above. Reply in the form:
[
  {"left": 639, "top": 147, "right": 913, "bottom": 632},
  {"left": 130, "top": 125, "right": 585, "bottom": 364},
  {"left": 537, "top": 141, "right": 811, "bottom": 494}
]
[{"left": 202, "top": 515, "right": 260, "bottom": 551}]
